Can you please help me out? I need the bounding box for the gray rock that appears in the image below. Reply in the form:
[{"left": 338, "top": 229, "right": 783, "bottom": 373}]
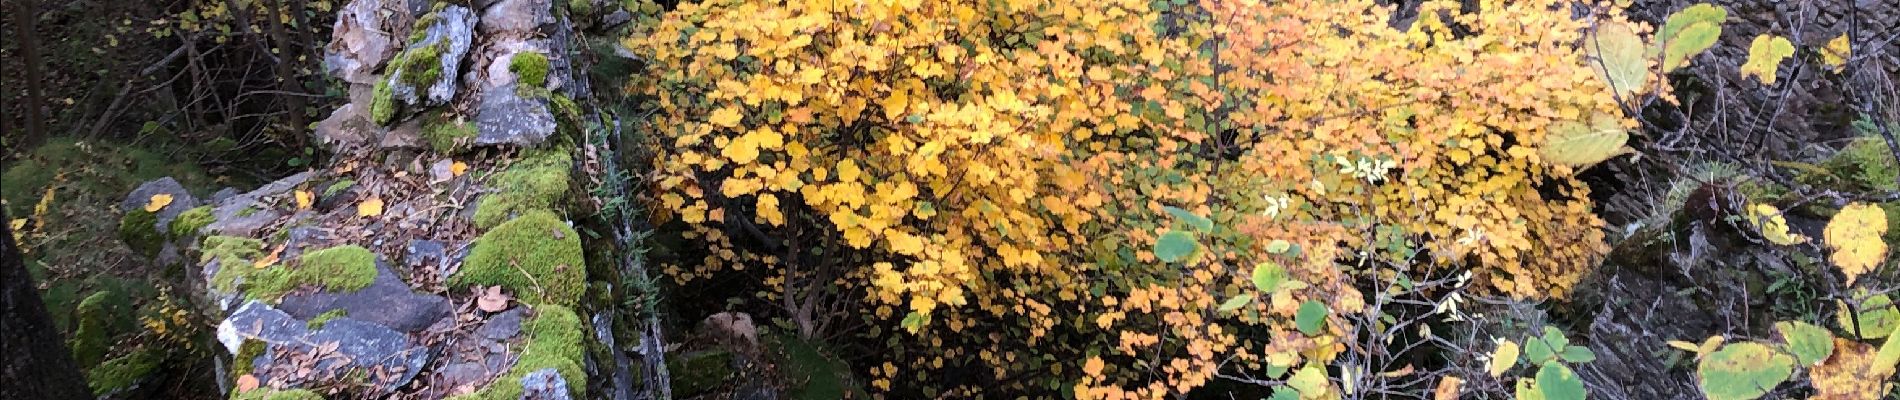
[
  {"left": 317, "top": 103, "right": 378, "bottom": 149},
  {"left": 122, "top": 177, "right": 201, "bottom": 231},
  {"left": 477, "top": 308, "right": 526, "bottom": 340},
  {"left": 405, "top": 239, "right": 466, "bottom": 278},
  {"left": 218, "top": 301, "right": 430, "bottom": 394},
  {"left": 388, "top": 5, "right": 476, "bottom": 108},
  {"left": 435, "top": 362, "right": 493, "bottom": 394},
  {"left": 324, "top": 0, "right": 399, "bottom": 84},
  {"left": 474, "top": 83, "right": 557, "bottom": 146},
  {"left": 204, "top": 172, "right": 312, "bottom": 236},
  {"left": 477, "top": 39, "right": 556, "bottom": 90},
  {"left": 518, "top": 368, "right": 573, "bottom": 400},
  {"left": 278, "top": 259, "right": 450, "bottom": 332},
  {"left": 210, "top": 187, "right": 240, "bottom": 203},
  {"left": 381, "top": 116, "right": 426, "bottom": 149},
  {"left": 478, "top": 0, "right": 555, "bottom": 36}
]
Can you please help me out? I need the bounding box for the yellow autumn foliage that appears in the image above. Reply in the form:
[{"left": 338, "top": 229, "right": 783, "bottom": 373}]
[{"left": 630, "top": 0, "right": 1642, "bottom": 396}]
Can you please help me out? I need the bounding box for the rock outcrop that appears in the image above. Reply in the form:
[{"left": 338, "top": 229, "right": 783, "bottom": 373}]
[{"left": 118, "top": 0, "right": 647, "bottom": 397}]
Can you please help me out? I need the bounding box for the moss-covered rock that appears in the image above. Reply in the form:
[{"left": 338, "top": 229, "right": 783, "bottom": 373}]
[
  {"left": 205, "top": 235, "right": 268, "bottom": 292},
  {"left": 451, "top": 305, "right": 587, "bottom": 400},
  {"left": 422, "top": 111, "right": 479, "bottom": 153},
  {"left": 472, "top": 150, "right": 573, "bottom": 229},
  {"left": 669, "top": 349, "right": 735, "bottom": 397},
  {"left": 371, "top": 80, "right": 398, "bottom": 125},
  {"left": 119, "top": 209, "right": 163, "bottom": 257},
  {"left": 510, "top": 52, "right": 550, "bottom": 90},
  {"left": 87, "top": 347, "right": 163, "bottom": 395},
  {"left": 454, "top": 211, "right": 585, "bottom": 305},
  {"left": 306, "top": 309, "right": 348, "bottom": 329},
  {"left": 230, "top": 388, "right": 325, "bottom": 400},
  {"left": 245, "top": 245, "right": 380, "bottom": 300},
  {"left": 70, "top": 289, "right": 134, "bottom": 367},
  {"left": 231, "top": 339, "right": 267, "bottom": 381},
  {"left": 170, "top": 205, "right": 215, "bottom": 239}
]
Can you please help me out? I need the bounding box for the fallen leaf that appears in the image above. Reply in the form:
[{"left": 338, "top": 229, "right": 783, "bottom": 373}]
[
  {"left": 294, "top": 190, "right": 314, "bottom": 210},
  {"left": 477, "top": 286, "right": 512, "bottom": 312},
  {"left": 358, "top": 197, "right": 384, "bottom": 217},
  {"left": 236, "top": 374, "right": 260, "bottom": 393},
  {"left": 253, "top": 244, "right": 284, "bottom": 268},
  {"left": 1433, "top": 376, "right": 1463, "bottom": 400},
  {"left": 145, "top": 194, "right": 174, "bottom": 212},
  {"left": 451, "top": 161, "right": 469, "bottom": 177}
]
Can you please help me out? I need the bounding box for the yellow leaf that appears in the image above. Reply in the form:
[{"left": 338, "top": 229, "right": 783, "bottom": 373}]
[
  {"left": 1588, "top": 20, "right": 1650, "bottom": 97},
  {"left": 1823, "top": 203, "right": 1888, "bottom": 285},
  {"left": 1489, "top": 339, "right": 1520, "bottom": 377},
  {"left": 881, "top": 89, "right": 909, "bottom": 120},
  {"left": 145, "top": 194, "right": 175, "bottom": 212},
  {"left": 1746, "top": 203, "right": 1807, "bottom": 245},
  {"left": 358, "top": 197, "right": 385, "bottom": 217},
  {"left": 1806, "top": 338, "right": 1891, "bottom": 400},
  {"left": 252, "top": 244, "right": 283, "bottom": 268},
  {"left": 451, "top": 161, "right": 469, "bottom": 177},
  {"left": 1541, "top": 112, "right": 1629, "bottom": 167},
  {"left": 294, "top": 190, "right": 314, "bottom": 210},
  {"left": 1740, "top": 34, "right": 1795, "bottom": 85},
  {"left": 1082, "top": 356, "right": 1105, "bottom": 377},
  {"left": 710, "top": 106, "right": 744, "bottom": 128},
  {"left": 1820, "top": 34, "right": 1851, "bottom": 72}
]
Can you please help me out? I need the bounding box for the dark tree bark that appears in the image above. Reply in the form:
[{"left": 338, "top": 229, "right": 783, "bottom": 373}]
[
  {"left": 0, "top": 209, "right": 92, "bottom": 399},
  {"left": 264, "top": 0, "right": 309, "bottom": 150},
  {"left": 9, "top": 0, "right": 49, "bottom": 151}
]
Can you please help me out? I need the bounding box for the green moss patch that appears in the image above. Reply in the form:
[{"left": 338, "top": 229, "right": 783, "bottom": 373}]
[
  {"left": 87, "top": 347, "right": 163, "bottom": 395},
  {"left": 322, "top": 180, "right": 356, "bottom": 197},
  {"left": 170, "top": 205, "right": 215, "bottom": 238},
  {"left": 669, "top": 350, "right": 735, "bottom": 397},
  {"left": 454, "top": 211, "right": 586, "bottom": 305},
  {"left": 511, "top": 52, "right": 551, "bottom": 90},
  {"left": 119, "top": 209, "right": 163, "bottom": 257},
  {"left": 307, "top": 309, "right": 349, "bottom": 329},
  {"left": 231, "top": 339, "right": 267, "bottom": 380},
  {"left": 422, "top": 111, "right": 479, "bottom": 153},
  {"left": 70, "top": 289, "right": 135, "bottom": 367},
  {"left": 246, "top": 245, "right": 380, "bottom": 300},
  {"left": 205, "top": 235, "right": 268, "bottom": 292},
  {"left": 371, "top": 80, "right": 398, "bottom": 125},
  {"left": 473, "top": 151, "right": 573, "bottom": 229},
  {"left": 231, "top": 388, "right": 324, "bottom": 400},
  {"left": 453, "top": 305, "right": 587, "bottom": 400}
]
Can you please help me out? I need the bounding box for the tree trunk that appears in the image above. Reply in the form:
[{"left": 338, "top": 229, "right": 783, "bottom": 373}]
[
  {"left": 264, "top": 0, "right": 309, "bottom": 150},
  {"left": 0, "top": 208, "right": 93, "bottom": 399},
  {"left": 9, "top": 0, "right": 49, "bottom": 151}
]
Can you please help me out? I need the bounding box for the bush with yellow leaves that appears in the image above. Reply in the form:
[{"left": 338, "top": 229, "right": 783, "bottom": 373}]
[{"left": 629, "top": 0, "right": 1657, "bottom": 396}]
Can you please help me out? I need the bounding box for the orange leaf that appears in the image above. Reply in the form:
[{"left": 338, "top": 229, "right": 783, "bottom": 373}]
[
  {"left": 144, "top": 194, "right": 174, "bottom": 212},
  {"left": 358, "top": 197, "right": 385, "bottom": 217}
]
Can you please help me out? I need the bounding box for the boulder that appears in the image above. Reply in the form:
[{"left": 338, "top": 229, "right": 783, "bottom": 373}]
[
  {"left": 122, "top": 177, "right": 201, "bottom": 231},
  {"left": 218, "top": 301, "right": 430, "bottom": 394},
  {"left": 387, "top": 5, "right": 476, "bottom": 108},
  {"left": 278, "top": 259, "right": 451, "bottom": 332},
  {"left": 474, "top": 83, "right": 557, "bottom": 146},
  {"left": 324, "top": 0, "right": 399, "bottom": 84},
  {"left": 478, "top": 0, "right": 555, "bottom": 36},
  {"left": 518, "top": 368, "right": 573, "bottom": 400}
]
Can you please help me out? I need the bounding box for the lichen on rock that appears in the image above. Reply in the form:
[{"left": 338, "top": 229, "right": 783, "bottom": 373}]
[{"left": 453, "top": 211, "right": 585, "bottom": 306}]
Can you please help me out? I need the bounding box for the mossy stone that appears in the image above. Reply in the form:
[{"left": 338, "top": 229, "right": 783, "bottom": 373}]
[
  {"left": 510, "top": 52, "right": 551, "bottom": 90},
  {"left": 204, "top": 235, "right": 267, "bottom": 293},
  {"left": 454, "top": 211, "right": 586, "bottom": 305},
  {"left": 669, "top": 349, "right": 735, "bottom": 397},
  {"left": 231, "top": 339, "right": 266, "bottom": 380},
  {"left": 87, "top": 347, "right": 163, "bottom": 395},
  {"left": 306, "top": 309, "right": 348, "bottom": 329},
  {"left": 453, "top": 305, "right": 587, "bottom": 400},
  {"left": 472, "top": 151, "right": 573, "bottom": 229},
  {"left": 371, "top": 80, "right": 398, "bottom": 125},
  {"left": 231, "top": 388, "right": 325, "bottom": 400},
  {"left": 170, "top": 205, "right": 215, "bottom": 238},
  {"left": 118, "top": 209, "right": 163, "bottom": 257},
  {"left": 245, "top": 245, "right": 380, "bottom": 300},
  {"left": 70, "top": 289, "right": 134, "bottom": 367},
  {"left": 421, "top": 111, "right": 479, "bottom": 153}
]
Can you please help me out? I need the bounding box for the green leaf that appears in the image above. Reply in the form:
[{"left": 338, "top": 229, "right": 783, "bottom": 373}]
[
  {"left": 1589, "top": 20, "right": 1650, "bottom": 97},
  {"left": 1287, "top": 366, "right": 1329, "bottom": 397},
  {"left": 1265, "top": 239, "right": 1292, "bottom": 254},
  {"left": 1162, "top": 205, "right": 1214, "bottom": 232},
  {"left": 1542, "top": 111, "right": 1629, "bottom": 167},
  {"left": 1296, "top": 300, "right": 1328, "bottom": 336},
  {"left": 1773, "top": 320, "right": 1833, "bottom": 366},
  {"left": 1837, "top": 293, "right": 1900, "bottom": 339},
  {"left": 900, "top": 311, "right": 928, "bottom": 333},
  {"left": 1739, "top": 35, "right": 1795, "bottom": 85},
  {"left": 1217, "top": 293, "right": 1254, "bottom": 313},
  {"left": 1697, "top": 342, "right": 1795, "bottom": 400},
  {"left": 1525, "top": 327, "right": 1570, "bottom": 364},
  {"left": 1560, "top": 345, "right": 1597, "bottom": 363},
  {"left": 1153, "top": 231, "right": 1198, "bottom": 263},
  {"left": 1535, "top": 361, "right": 1586, "bottom": 400},
  {"left": 1252, "top": 261, "right": 1287, "bottom": 293},
  {"left": 1656, "top": 3, "right": 1726, "bottom": 71}
]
